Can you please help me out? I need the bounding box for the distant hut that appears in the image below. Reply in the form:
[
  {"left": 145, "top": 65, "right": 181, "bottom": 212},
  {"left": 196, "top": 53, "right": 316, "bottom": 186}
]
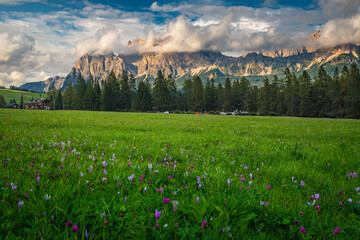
[
  {"left": 25, "top": 98, "right": 52, "bottom": 110},
  {"left": 3, "top": 103, "right": 19, "bottom": 109}
]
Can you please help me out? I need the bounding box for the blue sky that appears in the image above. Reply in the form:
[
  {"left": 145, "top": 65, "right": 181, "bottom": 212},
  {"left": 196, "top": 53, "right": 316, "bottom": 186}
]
[{"left": 0, "top": 0, "right": 359, "bottom": 86}]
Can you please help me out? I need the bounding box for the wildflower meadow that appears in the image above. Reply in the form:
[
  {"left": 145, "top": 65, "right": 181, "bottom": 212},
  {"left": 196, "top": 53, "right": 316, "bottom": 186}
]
[{"left": 1, "top": 109, "right": 360, "bottom": 239}]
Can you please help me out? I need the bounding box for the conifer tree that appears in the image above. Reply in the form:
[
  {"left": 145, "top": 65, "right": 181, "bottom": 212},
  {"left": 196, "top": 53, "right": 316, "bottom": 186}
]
[
  {"left": 223, "top": 78, "right": 232, "bottom": 111},
  {"left": 192, "top": 75, "right": 203, "bottom": 112},
  {"left": 258, "top": 77, "right": 271, "bottom": 115},
  {"left": 299, "top": 70, "right": 313, "bottom": 117},
  {"left": 63, "top": 83, "right": 75, "bottom": 110},
  {"left": 204, "top": 78, "right": 217, "bottom": 112},
  {"left": 93, "top": 78, "right": 101, "bottom": 111},
  {"left": 83, "top": 76, "right": 95, "bottom": 111},
  {"left": 152, "top": 70, "right": 170, "bottom": 111},
  {"left": 216, "top": 83, "right": 224, "bottom": 111},
  {"left": 183, "top": 78, "right": 193, "bottom": 111},
  {"left": 75, "top": 73, "right": 87, "bottom": 110},
  {"left": 239, "top": 77, "right": 250, "bottom": 112},
  {"left": 120, "top": 70, "right": 131, "bottom": 110},
  {"left": 231, "top": 79, "right": 241, "bottom": 111},
  {"left": 55, "top": 89, "right": 63, "bottom": 110},
  {"left": 102, "top": 71, "right": 117, "bottom": 111},
  {"left": 134, "top": 80, "right": 152, "bottom": 112}
]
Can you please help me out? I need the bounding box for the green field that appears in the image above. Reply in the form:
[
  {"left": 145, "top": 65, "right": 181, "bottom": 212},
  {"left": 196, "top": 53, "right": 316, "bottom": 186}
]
[
  {"left": 0, "top": 89, "right": 44, "bottom": 105},
  {"left": 1, "top": 110, "right": 360, "bottom": 239}
]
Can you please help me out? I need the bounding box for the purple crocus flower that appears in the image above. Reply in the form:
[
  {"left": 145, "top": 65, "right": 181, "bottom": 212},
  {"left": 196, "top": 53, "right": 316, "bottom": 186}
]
[
  {"left": 155, "top": 210, "right": 161, "bottom": 221},
  {"left": 314, "top": 193, "right": 319, "bottom": 201},
  {"left": 196, "top": 197, "right": 199, "bottom": 203}
]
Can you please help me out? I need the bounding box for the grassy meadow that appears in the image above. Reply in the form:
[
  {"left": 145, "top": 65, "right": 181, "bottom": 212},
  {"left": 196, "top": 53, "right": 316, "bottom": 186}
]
[
  {"left": 1, "top": 109, "right": 360, "bottom": 239},
  {"left": 0, "top": 89, "right": 44, "bottom": 105}
]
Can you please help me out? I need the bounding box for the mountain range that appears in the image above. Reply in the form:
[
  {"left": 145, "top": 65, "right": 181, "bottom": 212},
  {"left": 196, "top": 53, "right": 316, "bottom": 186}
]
[{"left": 20, "top": 42, "right": 360, "bottom": 92}]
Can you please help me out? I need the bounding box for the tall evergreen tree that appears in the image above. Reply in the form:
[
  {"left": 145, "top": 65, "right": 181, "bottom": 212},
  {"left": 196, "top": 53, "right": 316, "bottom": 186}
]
[
  {"left": 75, "top": 73, "right": 87, "bottom": 110},
  {"left": 167, "top": 75, "right": 178, "bottom": 111},
  {"left": 348, "top": 63, "right": 360, "bottom": 118},
  {"left": 20, "top": 94, "right": 24, "bottom": 109},
  {"left": 119, "top": 70, "right": 131, "bottom": 110},
  {"left": 223, "top": 78, "right": 232, "bottom": 111},
  {"left": 204, "top": 78, "right": 217, "bottom": 112},
  {"left": 231, "top": 79, "right": 241, "bottom": 111},
  {"left": 83, "top": 76, "right": 95, "bottom": 111},
  {"left": 329, "top": 67, "right": 342, "bottom": 117},
  {"left": 93, "top": 78, "right": 101, "bottom": 111},
  {"left": 134, "top": 80, "right": 152, "bottom": 112},
  {"left": 248, "top": 86, "right": 258, "bottom": 113},
  {"left": 239, "top": 77, "right": 250, "bottom": 112},
  {"left": 216, "top": 83, "right": 224, "bottom": 111},
  {"left": 191, "top": 75, "right": 203, "bottom": 112},
  {"left": 269, "top": 75, "right": 279, "bottom": 114},
  {"left": 102, "top": 71, "right": 118, "bottom": 111},
  {"left": 299, "top": 70, "right": 313, "bottom": 117},
  {"left": 152, "top": 70, "right": 170, "bottom": 111},
  {"left": 55, "top": 89, "right": 63, "bottom": 110},
  {"left": 63, "top": 83, "right": 76, "bottom": 110},
  {"left": 183, "top": 78, "right": 193, "bottom": 111},
  {"left": 313, "top": 66, "right": 329, "bottom": 117},
  {"left": 258, "top": 77, "right": 271, "bottom": 115}
]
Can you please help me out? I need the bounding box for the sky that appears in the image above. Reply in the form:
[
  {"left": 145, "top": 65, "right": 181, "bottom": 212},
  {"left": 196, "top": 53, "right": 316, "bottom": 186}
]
[{"left": 0, "top": 0, "right": 360, "bottom": 87}]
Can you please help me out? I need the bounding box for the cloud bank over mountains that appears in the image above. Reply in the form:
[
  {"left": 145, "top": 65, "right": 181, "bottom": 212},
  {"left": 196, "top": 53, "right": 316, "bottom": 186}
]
[{"left": 0, "top": 0, "right": 360, "bottom": 87}]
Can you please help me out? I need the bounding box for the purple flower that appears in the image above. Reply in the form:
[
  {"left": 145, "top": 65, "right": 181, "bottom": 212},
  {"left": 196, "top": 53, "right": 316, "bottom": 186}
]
[
  {"left": 300, "top": 226, "right": 306, "bottom": 235},
  {"left": 267, "top": 185, "right": 271, "bottom": 189},
  {"left": 66, "top": 221, "right": 72, "bottom": 227},
  {"left": 199, "top": 183, "right": 202, "bottom": 189},
  {"left": 85, "top": 229, "right": 90, "bottom": 238},
  {"left": 37, "top": 176, "right": 40, "bottom": 183},
  {"left": 18, "top": 201, "right": 24, "bottom": 208},
  {"left": 314, "top": 193, "right": 319, "bottom": 201},
  {"left": 196, "top": 197, "right": 199, "bottom": 203},
  {"left": 301, "top": 181, "right": 305, "bottom": 186},
  {"left": 201, "top": 220, "right": 207, "bottom": 229},
  {"left": 227, "top": 179, "right": 230, "bottom": 185},
  {"left": 163, "top": 198, "right": 170, "bottom": 204},
  {"left": 72, "top": 225, "right": 79, "bottom": 232},
  {"left": 333, "top": 227, "right": 340, "bottom": 236},
  {"left": 155, "top": 210, "right": 161, "bottom": 221}
]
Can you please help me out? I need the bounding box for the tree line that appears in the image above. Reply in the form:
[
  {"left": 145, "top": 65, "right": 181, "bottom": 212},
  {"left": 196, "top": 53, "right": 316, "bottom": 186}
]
[{"left": 49, "top": 63, "right": 360, "bottom": 118}]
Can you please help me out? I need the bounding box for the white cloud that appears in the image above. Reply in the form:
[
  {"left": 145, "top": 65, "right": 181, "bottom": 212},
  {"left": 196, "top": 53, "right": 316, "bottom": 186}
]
[
  {"left": 149, "top": 2, "right": 194, "bottom": 12},
  {"left": 139, "top": 13, "right": 235, "bottom": 53},
  {"left": 317, "top": 12, "right": 360, "bottom": 47},
  {"left": 0, "top": 71, "right": 26, "bottom": 87},
  {"left": 0, "top": 32, "right": 34, "bottom": 63},
  {"left": 75, "top": 27, "right": 126, "bottom": 57},
  {"left": 319, "top": 0, "right": 360, "bottom": 18}
]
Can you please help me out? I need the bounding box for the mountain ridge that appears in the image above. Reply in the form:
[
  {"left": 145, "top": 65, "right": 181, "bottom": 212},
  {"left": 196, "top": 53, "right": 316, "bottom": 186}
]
[{"left": 20, "top": 44, "right": 360, "bottom": 92}]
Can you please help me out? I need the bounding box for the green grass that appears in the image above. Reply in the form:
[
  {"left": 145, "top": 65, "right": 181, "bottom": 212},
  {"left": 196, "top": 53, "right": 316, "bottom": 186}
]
[
  {"left": 1, "top": 109, "right": 360, "bottom": 239},
  {"left": 0, "top": 89, "right": 44, "bottom": 105}
]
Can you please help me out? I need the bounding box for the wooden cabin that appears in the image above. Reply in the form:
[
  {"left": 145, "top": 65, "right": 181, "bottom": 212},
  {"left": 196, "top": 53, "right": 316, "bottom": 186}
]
[{"left": 25, "top": 98, "right": 52, "bottom": 110}]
